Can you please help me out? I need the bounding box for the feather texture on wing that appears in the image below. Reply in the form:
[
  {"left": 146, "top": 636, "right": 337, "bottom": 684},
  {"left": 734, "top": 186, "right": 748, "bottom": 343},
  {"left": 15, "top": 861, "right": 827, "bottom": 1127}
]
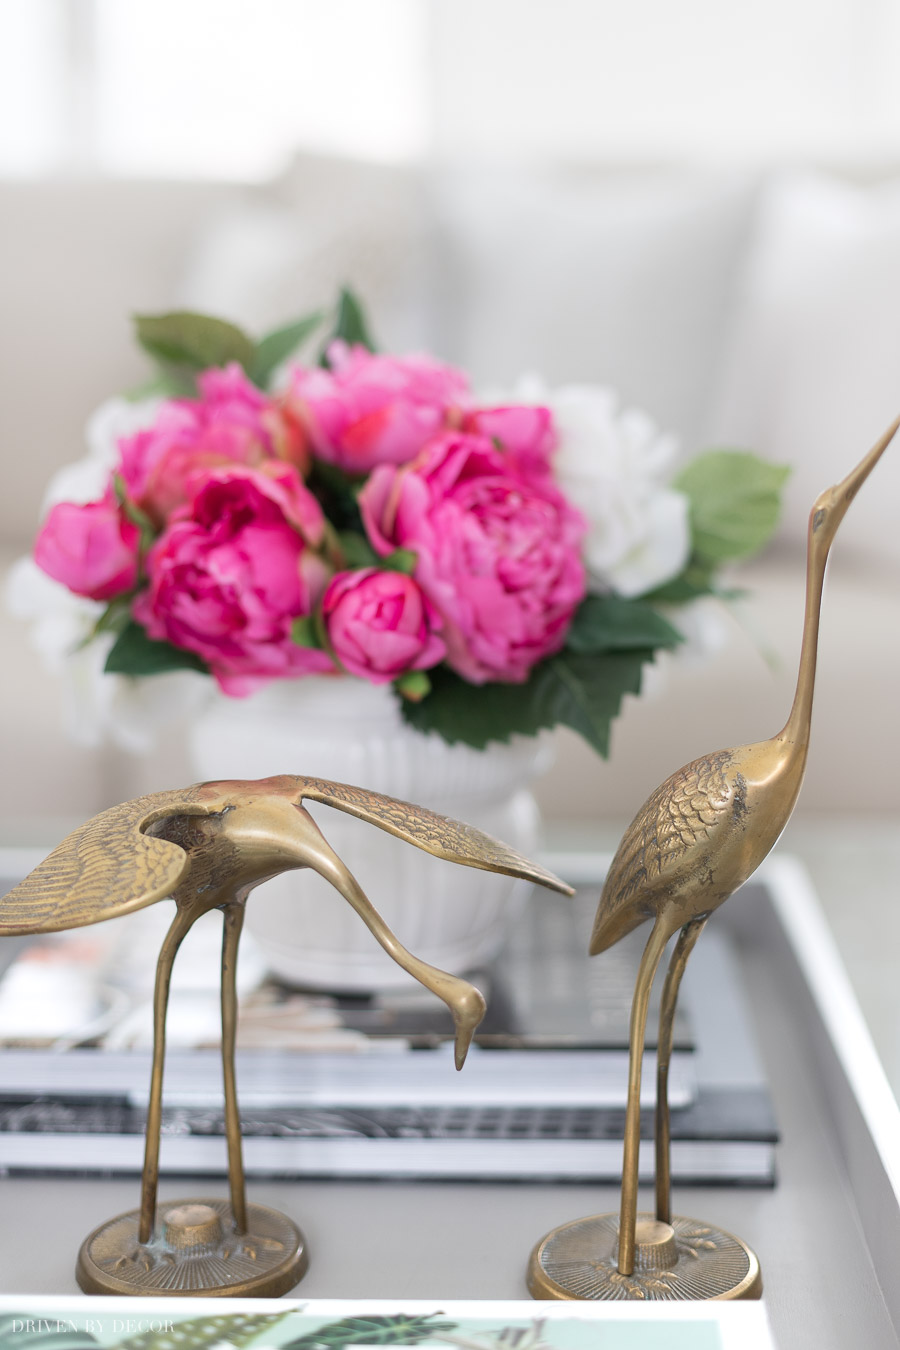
[
  {"left": 293, "top": 776, "right": 574, "bottom": 896},
  {"left": 0, "top": 773, "right": 573, "bottom": 938},
  {"left": 0, "top": 786, "right": 223, "bottom": 934},
  {"left": 591, "top": 751, "right": 736, "bottom": 950}
]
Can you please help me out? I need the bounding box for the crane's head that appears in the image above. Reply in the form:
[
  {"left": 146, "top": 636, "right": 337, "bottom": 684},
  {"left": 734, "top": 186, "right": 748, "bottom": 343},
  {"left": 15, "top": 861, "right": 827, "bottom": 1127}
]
[{"left": 808, "top": 414, "right": 900, "bottom": 556}]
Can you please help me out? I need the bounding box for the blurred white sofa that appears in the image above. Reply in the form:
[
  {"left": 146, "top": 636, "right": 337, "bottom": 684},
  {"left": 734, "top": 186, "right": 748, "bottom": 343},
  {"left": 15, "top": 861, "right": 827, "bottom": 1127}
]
[{"left": 1, "top": 156, "right": 899, "bottom": 828}]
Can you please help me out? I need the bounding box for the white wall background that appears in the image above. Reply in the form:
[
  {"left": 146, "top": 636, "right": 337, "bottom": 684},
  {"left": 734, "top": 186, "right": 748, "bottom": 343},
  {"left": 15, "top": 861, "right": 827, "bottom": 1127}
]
[
  {"left": 0, "top": 0, "right": 430, "bottom": 176},
  {"left": 4, "top": 0, "right": 900, "bottom": 178},
  {"left": 429, "top": 0, "right": 900, "bottom": 165}
]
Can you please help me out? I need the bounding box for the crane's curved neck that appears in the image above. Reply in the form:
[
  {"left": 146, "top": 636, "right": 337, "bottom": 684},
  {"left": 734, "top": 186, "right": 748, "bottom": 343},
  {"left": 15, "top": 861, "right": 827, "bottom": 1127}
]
[
  {"left": 778, "top": 414, "right": 900, "bottom": 746},
  {"left": 778, "top": 526, "right": 828, "bottom": 749}
]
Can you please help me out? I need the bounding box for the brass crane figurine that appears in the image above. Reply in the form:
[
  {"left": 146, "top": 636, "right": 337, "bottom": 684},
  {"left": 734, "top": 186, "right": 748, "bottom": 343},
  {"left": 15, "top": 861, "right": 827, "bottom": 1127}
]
[
  {"left": 528, "top": 414, "right": 900, "bottom": 1302},
  {"left": 0, "top": 772, "right": 571, "bottom": 1298}
]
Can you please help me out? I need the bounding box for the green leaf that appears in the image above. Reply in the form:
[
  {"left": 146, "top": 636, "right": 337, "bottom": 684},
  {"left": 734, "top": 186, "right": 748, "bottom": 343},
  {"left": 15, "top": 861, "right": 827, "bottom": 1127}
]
[
  {"left": 337, "top": 531, "right": 378, "bottom": 568},
  {"left": 675, "top": 450, "right": 789, "bottom": 566},
  {"left": 536, "top": 650, "right": 651, "bottom": 757},
  {"left": 313, "top": 457, "right": 364, "bottom": 494},
  {"left": 642, "top": 563, "right": 718, "bottom": 606},
  {"left": 104, "top": 621, "right": 209, "bottom": 677},
  {"left": 399, "top": 650, "right": 652, "bottom": 757},
  {"left": 566, "top": 594, "right": 683, "bottom": 653},
  {"left": 395, "top": 669, "right": 431, "bottom": 701},
  {"left": 83, "top": 596, "right": 133, "bottom": 647},
  {"left": 319, "top": 287, "right": 377, "bottom": 364},
  {"left": 122, "top": 497, "right": 157, "bottom": 545},
  {"left": 282, "top": 1314, "right": 456, "bottom": 1349},
  {"left": 382, "top": 548, "right": 418, "bottom": 575},
  {"left": 291, "top": 615, "right": 323, "bottom": 648},
  {"left": 116, "top": 1313, "right": 290, "bottom": 1350},
  {"left": 399, "top": 666, "right": 546, "bottom": 748},
  {"left": 250, "top": 311, "right": 325, "bottom": 388},
  {"left": 134, "top": 311, "right": 256, "bottom": 376},
  {"left": 113, "top": 474, "right": 157, "bottom": 553},
  {"left": 125, "top": 368, "right": 197, "bottom": 400}
]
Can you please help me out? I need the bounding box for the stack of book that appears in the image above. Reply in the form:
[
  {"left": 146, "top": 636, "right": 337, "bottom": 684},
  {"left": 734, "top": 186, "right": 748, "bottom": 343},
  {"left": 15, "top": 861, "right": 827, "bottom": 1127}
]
[{"left": 0, "top": 851, "right": 777, "bottom": 1184}]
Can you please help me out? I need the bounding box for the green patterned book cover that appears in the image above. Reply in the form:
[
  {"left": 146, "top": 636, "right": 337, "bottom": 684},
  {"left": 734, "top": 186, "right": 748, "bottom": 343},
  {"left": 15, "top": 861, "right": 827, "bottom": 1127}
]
[{"left": 0, "top": 1297, "right": 776, "bottom": 1350}]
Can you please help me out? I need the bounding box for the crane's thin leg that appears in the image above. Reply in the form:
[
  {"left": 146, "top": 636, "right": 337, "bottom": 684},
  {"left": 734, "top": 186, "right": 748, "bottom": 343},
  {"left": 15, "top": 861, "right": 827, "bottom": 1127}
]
[
  {"left": 655, "top": 916, "right": 708, "bottom": 1225},
  {"left": 221, "top": 901, "right": 248, "bottom": 1235},
  {"left": 618, "top": 917, "right": 670, "bottom": 1278},
  {"left": 139, "top": 904, "right": 195, "bottom": 1245},
  {"left": 295, "top": 808, "right": 485, "bottom": 1068}
]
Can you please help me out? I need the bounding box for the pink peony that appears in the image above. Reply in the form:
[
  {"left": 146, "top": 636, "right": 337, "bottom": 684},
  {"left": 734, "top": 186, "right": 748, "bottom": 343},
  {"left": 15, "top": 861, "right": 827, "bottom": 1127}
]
[
  {"left": 461, "top": 403, "right": 557, "bottom": 479},
  {"left": 360, "top": 432, "right": 586, "bottom": 684},
  {"left": 118, "top": 363, "right": 306, "bottom": 525},
  {"left": 134, "top": 464, "right": 333, "bottom": 695},
  {"left": 34, "top": 491, "right": 140, "bottom": 601},
  {"left": 289, "top": 341, "right": 469, "bottom": 474},
  {"left": 322, "top": 568, "right": 446, "bottom": 684}
]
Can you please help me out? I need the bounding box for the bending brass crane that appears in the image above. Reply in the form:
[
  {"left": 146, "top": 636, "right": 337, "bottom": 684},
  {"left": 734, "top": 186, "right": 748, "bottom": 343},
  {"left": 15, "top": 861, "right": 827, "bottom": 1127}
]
[
  {"left": 591, "top": 417, "right": 900, "bottom": 1278},
  {"left": 0, "top": 773, "right": 571, "bottom": 1259}
]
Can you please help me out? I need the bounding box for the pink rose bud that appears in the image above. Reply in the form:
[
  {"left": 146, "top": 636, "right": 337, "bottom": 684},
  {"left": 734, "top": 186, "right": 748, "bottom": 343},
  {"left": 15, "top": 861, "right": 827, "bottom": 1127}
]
[
  {"left": 322, "top": 568, "right": 446, "bottom": 683},
  {"left": 289, "top": 341, "right": 469, "bottom": 474},
  {"left": 360, "top": 432, "right": 586, "bottom": 684},
  {"left": 134, "top": 464, "right": 333, "bottom": 696},
  {"left": 34, "top": 491, "right": 140, "bottom": 601}
]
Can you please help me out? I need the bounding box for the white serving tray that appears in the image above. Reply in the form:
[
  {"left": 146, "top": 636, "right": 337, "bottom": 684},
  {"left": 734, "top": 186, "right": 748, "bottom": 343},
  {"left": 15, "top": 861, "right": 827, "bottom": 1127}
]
[{"left": 0, "top": 851, "right": 897, "bottom": 1348}]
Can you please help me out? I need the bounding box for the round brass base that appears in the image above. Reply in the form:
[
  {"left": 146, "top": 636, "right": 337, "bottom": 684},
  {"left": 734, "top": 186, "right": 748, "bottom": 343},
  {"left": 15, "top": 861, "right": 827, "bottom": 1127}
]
[
  {"left": 76, "top": 1199, "right": 308, "bottom": 1297},
  {"left": 527, "top": 1212, "right": 762, "bottom": 1301}
]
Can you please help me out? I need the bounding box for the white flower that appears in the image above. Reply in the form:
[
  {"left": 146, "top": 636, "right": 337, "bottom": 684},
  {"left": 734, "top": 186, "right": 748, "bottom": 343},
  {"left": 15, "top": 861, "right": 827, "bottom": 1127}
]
[
  {"left": 506, "top": 377, "right": 692, "bottom": 598},
  {"left": 40, "top": 395, "right": 161, "bottom": 514},
  {"left": 666, "top": 594, "right": 730, "bottom": 663},
  {"left": 6, "top": 556, "right": 101, "bottom": 673},
  {"left": 6, "top": 558, "right": 209, "bottom": 753},
  {"left": 551, "top": 385, "right": 691, "bottom": 597}
]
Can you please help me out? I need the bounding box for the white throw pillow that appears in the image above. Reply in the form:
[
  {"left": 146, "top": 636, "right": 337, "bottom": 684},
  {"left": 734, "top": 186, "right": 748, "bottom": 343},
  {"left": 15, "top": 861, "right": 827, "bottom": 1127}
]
[
  {"left": 179, "top": 153, "right": 435, "bottom": 356},
  {"left": 432, "top": 165, "right": 757, "bottom": 452},
  {"left": 709, "top": 171, "right": 900, "bottom": 570}
]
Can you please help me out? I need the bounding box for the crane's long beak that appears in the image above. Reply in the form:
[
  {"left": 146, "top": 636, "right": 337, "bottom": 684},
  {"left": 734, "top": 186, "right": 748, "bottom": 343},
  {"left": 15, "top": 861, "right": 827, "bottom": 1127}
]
[
  {"left": 278, "top": 805, "right": 487, "bottom": 1068},
  {"left": 835, "top": 414, "right": 900, "bottom": 510}
]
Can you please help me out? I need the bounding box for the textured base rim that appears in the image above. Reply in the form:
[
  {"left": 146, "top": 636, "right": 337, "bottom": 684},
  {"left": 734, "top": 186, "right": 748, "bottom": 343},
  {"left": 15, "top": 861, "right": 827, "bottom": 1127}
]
[
  {"left": 76, "top": 1199, "right": 308, "bottom": 1298},
  {"left": 527, "top": 1212, "right": 762, "bottom": 1302}
]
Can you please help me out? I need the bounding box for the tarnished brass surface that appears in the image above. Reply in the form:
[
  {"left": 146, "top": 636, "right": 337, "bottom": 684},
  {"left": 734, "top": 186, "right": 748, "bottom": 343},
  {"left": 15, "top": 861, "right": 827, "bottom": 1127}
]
[
  {"left": 163, "top": 1203, "right": 224, "bottom": 1249},
  {"left": 655, "top": 916, "right": 707, "bottom": 1226},
  {"left": 592, "top": 414, "right": 900, "bottom": 962},
  {"left": 0, "top": 775, "right": 570, "bottom": 1296},
  {"left": 221, "top": 903, "right": 248, "bottom": 1235},
  {"left": 0, "top": 776, "right": 571, "bottom": 938},
  {"left": 138, "top": 906, "right": 194, "bottom": 1245},
  {"left": 76, "top": 1199, "right": 307, "bottom": 1297},
  {"left": 529, "top": 417, "right": 899, "bottom": 1299},
  {"left": 527, "top": 1212, "right": 761, "bottom": 1301}
]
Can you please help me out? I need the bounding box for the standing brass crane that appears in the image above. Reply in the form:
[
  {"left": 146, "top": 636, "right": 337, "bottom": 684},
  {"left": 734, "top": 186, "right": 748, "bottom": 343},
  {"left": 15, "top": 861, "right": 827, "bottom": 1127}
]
[
  {"left": 0, "top": 772, "right": 571, "bottom": 1297},
  {"left": 528, "top": 415, "right": 900, "bottom": 1303}
]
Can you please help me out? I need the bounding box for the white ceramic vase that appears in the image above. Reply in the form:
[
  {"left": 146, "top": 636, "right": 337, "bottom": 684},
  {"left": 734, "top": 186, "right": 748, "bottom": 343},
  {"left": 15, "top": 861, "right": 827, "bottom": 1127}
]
[{"left": 187, "top": 677, "right": 551, "bottom": 991}]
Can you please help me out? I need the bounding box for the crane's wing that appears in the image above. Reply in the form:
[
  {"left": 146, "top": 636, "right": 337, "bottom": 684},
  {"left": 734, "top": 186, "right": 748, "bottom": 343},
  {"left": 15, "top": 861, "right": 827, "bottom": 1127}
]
[
  {"left": 0, "top": 786, "right": 221, "bottom": 936},
  {"left": 291, "top": 776, "right": 573, "bottom": 896},
  {"left": 591, "top": 750, "right": 739, "bottom": 951}
]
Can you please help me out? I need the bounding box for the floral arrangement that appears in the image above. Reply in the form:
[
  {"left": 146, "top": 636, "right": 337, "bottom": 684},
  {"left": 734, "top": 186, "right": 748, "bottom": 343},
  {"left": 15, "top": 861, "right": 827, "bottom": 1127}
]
[{"left": 13, "top": 291, "right": 786, "bottom": 756}]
